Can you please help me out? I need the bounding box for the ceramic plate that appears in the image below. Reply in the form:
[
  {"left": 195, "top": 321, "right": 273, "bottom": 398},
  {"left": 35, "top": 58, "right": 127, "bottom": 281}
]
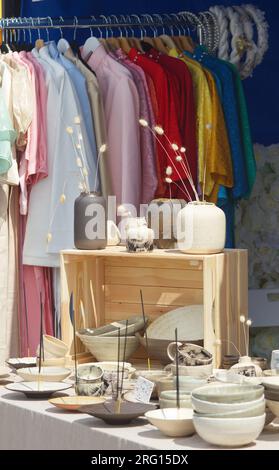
[
  {"left": 6, "top": 357, "right": 37, "bottom": 370},
  {"left": 80, "top": 400, "right": 156, "bottom": 425},
  {"left": 146, "top": 305, "right": 203, "bottom": 341},
  {"left": 5, "top": 381, "right": 72, "bottom": 398},
  {"left": 49, "top": 395, "right": 106, "bottom": 411}
]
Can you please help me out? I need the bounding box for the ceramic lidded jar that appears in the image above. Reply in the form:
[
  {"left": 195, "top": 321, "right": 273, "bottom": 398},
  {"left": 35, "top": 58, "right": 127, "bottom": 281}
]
[
  {"left": 176, "top": 201, "right": 226, "bottom": 254},
  {"left": 125, "top": 217, "right": 154, "bottom": 252},
  {"left": 74, "top": 192, "right": 107, "bottom": 250},
  {"left": 231, "top": 356, "right": 262, "bottom": 377}
]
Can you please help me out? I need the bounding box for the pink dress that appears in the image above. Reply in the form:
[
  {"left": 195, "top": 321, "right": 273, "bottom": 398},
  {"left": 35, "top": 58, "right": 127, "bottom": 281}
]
[
  {"left": 13, "top": 53, "right": 53, "bottom": 356},
  {"left": 82, "top": 45, "right": 141, "bottom": 210}
]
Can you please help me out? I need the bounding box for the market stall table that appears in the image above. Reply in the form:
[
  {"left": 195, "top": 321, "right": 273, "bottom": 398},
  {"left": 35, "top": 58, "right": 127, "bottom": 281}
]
[{"left": 0, "top": 387, "right": 279, "bottom": 450}]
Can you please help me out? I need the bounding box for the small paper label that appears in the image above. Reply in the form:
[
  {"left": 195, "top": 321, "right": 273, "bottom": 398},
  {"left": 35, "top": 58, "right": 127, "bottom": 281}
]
[{"left": 134, "top": 376, "right": 154, "bottom": 403}]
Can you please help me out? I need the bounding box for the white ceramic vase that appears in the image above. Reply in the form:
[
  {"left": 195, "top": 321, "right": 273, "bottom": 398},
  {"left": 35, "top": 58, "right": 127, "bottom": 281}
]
[
  {"left": 231, "top": 356, "right": 262, "bottom": 377},
  {"left": 176, "top": 201, "right": 226, "bottom": 254}
]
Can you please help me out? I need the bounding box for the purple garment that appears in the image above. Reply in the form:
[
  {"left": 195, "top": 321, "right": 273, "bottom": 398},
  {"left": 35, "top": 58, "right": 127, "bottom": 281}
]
[
  {"left": 113, "top": 49, "right": 158, "bottom": 204},
  {"left": 82, "top": 44, "right": 141, "bottom": 210}
]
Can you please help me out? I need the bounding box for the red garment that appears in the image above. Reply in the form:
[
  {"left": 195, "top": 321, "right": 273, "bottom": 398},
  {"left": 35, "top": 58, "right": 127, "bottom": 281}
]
[
  {"left": 146, "top": 49, "right": 198, "bottom": 200},
  {"left": 128, "top": 48, "right": 185, "bottom": 197}
]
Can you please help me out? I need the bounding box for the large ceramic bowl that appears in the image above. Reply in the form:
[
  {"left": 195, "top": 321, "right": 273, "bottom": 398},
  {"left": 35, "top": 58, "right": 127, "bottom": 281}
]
[
  {"left": 39, "top": 335, "right": 68, "bottom": 358},
  {"left": 266, "top": 400, "right": 279, "bottom": 418},
  {"left": 193, "top": 399, "right": 265, "bottom": 419},
  {"left": 77, "top": 316, "right": 145, "bottom": 337},
  {"left": 167, "top": 363, "right": 213, "bottom": 378},
  {"left": 17, "top": 366, "right": 71, "bottom": 382},
  {"left": 193, "top": 414, "right": 265, "bottom": 447},
  {"left": 192, "top": 395, "right": 265, "bottom": 414},
  {"left": 145, "top": 408, "right": 195, "bottom": 437},
  {"left": 192, "top": 383, "right": 264, "bottom": 404},
  {"left": 76, "top": 334, "right": 140, "bottom": 362},
  {"left": 159, "top": 390, "right": 192, "bottom": 409},
  {"left": 137, "top": 334, "right": 203, "bottom": 365}
]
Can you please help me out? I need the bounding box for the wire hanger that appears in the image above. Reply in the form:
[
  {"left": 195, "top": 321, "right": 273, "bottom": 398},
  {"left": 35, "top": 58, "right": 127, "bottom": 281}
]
[
  {"left": 35, "top": 16, "right": 45, "bottom": 50},
  {"left": 83, "top": 15, "right": 100, "bottom": 59}
]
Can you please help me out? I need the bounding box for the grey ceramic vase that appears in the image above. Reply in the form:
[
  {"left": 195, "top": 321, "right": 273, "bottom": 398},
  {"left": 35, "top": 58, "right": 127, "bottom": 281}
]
[{"left": 74, "top": 192, "right": 107, "bottom": 250}]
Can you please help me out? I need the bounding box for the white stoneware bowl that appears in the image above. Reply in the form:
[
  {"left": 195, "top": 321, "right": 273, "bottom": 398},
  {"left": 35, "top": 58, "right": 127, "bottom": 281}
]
[
  {"left": 159, "top": 390, "right": 192, "bottom": 409},
  {"left": 192, "top": 395, "right": 265, "bottom": 414},
  {"left": 17, "top": 366, "right": 71, "bottom": 382},
  {"left": 266, "top": 400, "right": 279, "bottom": 418},
  {"left": 192, "top": 383, "right": 264, "bottom": 403},
  {"left": 156, "top": 377, "right": 174, "bottom": 396},
  {"left": 193, "top": 414, "right": 265, "bottom": 447},
  {"left": 145, "top": 408, "right": 195, "bottom": 437},
  {"left": 262, "top": 376, "right": 279, "bottom": 391},
  {"left": 193, "top": 399, "right": 265, "bottom": 418},
  {"left": 76, "top": 334, "right": 139, "bottom": 362},
  {"left": 167, "top": 363, "right": 213, "bottom": 378},
  {"left": 173, "top": 376, "right": 207, "bottom": 392}
]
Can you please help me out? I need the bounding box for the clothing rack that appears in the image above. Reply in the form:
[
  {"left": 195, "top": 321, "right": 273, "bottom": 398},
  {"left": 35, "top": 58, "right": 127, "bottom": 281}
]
[{"left": 0, "top": 12, "right": 207, "bottom": 45}]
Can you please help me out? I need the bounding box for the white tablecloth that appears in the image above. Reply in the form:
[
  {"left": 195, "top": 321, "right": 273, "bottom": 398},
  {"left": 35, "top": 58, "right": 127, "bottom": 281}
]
[{"left": 1, "top": 386, "right": 279, "bottom": 450}]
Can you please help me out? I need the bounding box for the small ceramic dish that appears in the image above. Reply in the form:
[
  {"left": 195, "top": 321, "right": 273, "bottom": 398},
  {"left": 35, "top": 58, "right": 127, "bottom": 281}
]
[
  {"left": 49, "top": 395, "right": 106, "bottom": 411},
  {"left": 145, "top": 408, "right": 195, "bottom": 437},
  {"left": 192, "top": 395, "right": 265, "bottom": 414},
  {"left": 193, "top": 414, "right": 265, "bottom": 447},
  {"left": 159, "top": 390, "right": 192, "bottom": 409},
  {"left": 17, "top": 366, "right": 71, "bottom": 382},
  {"left": 5, "top": 381, "right": 72, "bottom": 399},
  {"left": 167, "top": 342, "right": 212, "bottom": 366},
  {"left": 192, "top": 383, "right": 264, "bottom": 404},
  {"left": 6, "top": 357, "right": 37, "bottom": 370}
]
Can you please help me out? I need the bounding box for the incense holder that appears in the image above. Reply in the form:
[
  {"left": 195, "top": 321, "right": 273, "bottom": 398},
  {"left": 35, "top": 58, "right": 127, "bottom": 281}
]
[
  {"left": 80, "top": 400, "right": 155, "bottom": 424},
  {"left": 5, "top": 381, "right": 72, "bottom": 399}
]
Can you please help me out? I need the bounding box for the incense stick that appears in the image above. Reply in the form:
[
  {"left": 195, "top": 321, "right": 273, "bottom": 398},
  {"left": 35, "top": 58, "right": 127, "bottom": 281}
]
[
  {"left": 175, "top": 328, "right": 180, "bottom": 409},
  {"left": 115, "top": 327, "right": 121, "bottom": 413},
  {"left": 23, "top": 283, "right": 30, "bottom": 357},
  {"left": 140, "top": 290, "right": 151, "bottom": 370},
  {"left": 38, "top": 292, "right": 44, "bottom": 390},
  {"left": 70, "top": 293, "right": 78, "bottom": 394},
  {"left": 120, "top": 320, "right": 129, "bottom": 397}
]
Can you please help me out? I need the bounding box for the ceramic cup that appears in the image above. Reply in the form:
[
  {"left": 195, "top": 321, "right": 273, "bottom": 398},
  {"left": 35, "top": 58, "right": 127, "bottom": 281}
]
[
  {"left": 271, "top": 351, "right": 279, "bottom": 371},
  {"left": 159, "top": 390, "right": 192, "bottom": 409}
]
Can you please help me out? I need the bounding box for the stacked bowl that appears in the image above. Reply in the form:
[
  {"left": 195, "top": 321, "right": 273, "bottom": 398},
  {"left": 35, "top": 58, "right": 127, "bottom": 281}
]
[
  {"left": 192, "top": 383, "right": 266, "bottom": 447},
  {"left": 263, "top": 376, "right": 279, "bottom": 419}
]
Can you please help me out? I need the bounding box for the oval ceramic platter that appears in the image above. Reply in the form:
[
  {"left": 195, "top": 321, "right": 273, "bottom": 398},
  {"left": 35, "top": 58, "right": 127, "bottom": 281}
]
[
  {"left": 5, "top": 381, "right": 72, "bottom": 399},
  {"left": 48, "top": 396, "right": 106, "bottom": 411}
]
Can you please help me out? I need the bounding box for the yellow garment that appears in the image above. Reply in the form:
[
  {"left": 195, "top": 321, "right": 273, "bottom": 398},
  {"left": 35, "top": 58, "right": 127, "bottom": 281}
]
[
  {"left": 168, "top": 49, "right": 233, "bottom": 203},
  {"left": 203, "top": 69, "right": 233, "bottom": 201}
]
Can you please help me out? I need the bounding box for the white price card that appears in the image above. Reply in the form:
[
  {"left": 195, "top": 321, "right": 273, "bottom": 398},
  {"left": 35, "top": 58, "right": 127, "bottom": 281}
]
[{"left": 134, "top": 376, "right": 154, "bottom": 403}]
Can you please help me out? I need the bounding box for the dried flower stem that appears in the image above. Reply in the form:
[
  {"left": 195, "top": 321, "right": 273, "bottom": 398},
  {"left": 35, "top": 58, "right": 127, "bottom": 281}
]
[
  {"left": 47, "top": 180, "right": 67, "bottom": 244},
  {"left": 216, "top": 339, "right": 242, "bottom": 357}
]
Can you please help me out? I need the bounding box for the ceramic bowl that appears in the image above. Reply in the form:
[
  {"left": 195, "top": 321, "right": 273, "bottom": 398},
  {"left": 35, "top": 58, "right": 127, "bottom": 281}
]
[
  {"left": 77, "top": 316, "right": 145, "bottom": 338},
  {"left": 266, "top": 400, "right": 279, "bottom": 418},
  {"left": 264, "top": 389, "right": 279, "bottom": 401},
  {"left": 166, "top": 363, "right": 213, "bottom": 378},
  {"left": 265, "top": 406, "right": 275, "bottom": 426},
  {"left": 137, "top": 334, "right": 203, "bottom": 365},
  {"left": 159, "top": 390, "right": 192, "bottom": 409},
  {"left": 133, "top": 369, "right": 170, "bottom": 399},
  {"left": 36, "top": 357, "right": 67, "bottom": 367},
  {"left": 77, "top": 364, "right": 103, "bottom": 382},
  {"left": 39, "top": 335, "right": 68, "bottom": 358},
  {"left": 192, "top": 383, "right": 264, "bottom": 403},
  {"left": 262, "top": 376, "right": 279, "bottom": 391},
  {"left": 193, "top": 399, "right": 265, "bottom": 418},
  {"left": 17, "top": 366, "right": 71, "bottom": 382},
  {"left": 76, "top": 334, "right": 139, "bottom": 362},
  {"left": 193, "top": 414, "right": 265, "bottom": 447},
  {"left": 167, "top": 342, "right": 212, "bottom": 366},
  {"left": 145, "top": 408, "right": 195, "bottom": 437},
  {"left": 192, "top": 395, "right": 265, "bottom": 414},
  {"left": 156, "top": 377, "right": 174, "bottom": 396},
  {"left": 75, "top": 380, "right": 104, "bottom": 397},
  {"left": 173, "top": 376, "right": 207, "bottom": 392}
]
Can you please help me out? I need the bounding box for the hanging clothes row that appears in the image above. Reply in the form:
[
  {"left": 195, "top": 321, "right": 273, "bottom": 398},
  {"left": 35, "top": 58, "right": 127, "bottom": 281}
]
[{"left": 0, "top": 15, "right": 256, "bottom": 358}]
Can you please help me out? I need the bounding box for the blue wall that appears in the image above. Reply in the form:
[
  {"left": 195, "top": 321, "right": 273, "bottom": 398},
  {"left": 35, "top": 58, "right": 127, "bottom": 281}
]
[{"left": 21, "top": 0, "right": 279, "bottom": 146}]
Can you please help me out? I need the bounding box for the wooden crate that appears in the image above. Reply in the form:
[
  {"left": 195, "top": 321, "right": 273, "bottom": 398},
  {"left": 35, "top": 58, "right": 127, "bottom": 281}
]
[{"left": 60, "top": 247, "right": 248, "bottom": 367}]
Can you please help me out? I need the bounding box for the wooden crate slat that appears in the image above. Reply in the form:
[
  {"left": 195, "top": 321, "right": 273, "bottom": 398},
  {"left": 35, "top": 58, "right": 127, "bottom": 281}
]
[
  {"left": 105, "top": 257, "right": 203, "bottom": 270},
  {"left": 105, "top": 266, "right": 203, "bottom": 288}
]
